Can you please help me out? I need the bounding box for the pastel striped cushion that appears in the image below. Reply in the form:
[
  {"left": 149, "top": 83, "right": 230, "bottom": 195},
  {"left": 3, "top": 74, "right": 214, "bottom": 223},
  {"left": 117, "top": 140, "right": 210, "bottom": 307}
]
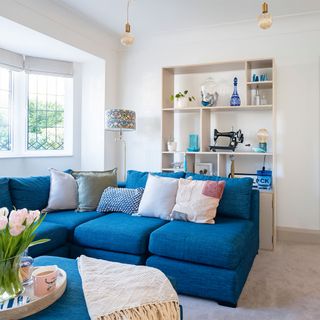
[{"left": 97, "top": 187, "right": 144, "bottom": 214}]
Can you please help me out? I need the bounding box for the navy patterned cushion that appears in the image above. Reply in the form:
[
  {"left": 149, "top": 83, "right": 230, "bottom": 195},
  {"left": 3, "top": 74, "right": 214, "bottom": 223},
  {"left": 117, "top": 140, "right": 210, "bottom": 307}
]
[{"left": 97, "top": 187, "right": 144, "bottom": 214}]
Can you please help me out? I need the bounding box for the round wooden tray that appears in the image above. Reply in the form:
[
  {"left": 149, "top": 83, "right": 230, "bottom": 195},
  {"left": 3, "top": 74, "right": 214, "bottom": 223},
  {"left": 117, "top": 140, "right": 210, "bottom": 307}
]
[{"left": 0, "top": 268, "right": 67, "bottom": 320}]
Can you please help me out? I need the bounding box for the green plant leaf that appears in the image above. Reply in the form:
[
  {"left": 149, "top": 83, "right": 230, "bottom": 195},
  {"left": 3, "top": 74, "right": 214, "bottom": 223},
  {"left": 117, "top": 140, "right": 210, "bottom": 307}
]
[
  {"left": 29, "top": 238, "right": 50, "bottom": 247},
  {"left": 184, "top": 90, "right": 188, "bottom": 95}
]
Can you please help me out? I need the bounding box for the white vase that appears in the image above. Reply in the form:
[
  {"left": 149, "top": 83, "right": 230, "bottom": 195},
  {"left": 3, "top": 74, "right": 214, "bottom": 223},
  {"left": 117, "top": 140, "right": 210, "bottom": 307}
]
[
  {"left": 176, "top": 97, "right": 188, "bottom": 109},
  {"left": 167, "top": 141, "right": 177, "bottom": 152}
]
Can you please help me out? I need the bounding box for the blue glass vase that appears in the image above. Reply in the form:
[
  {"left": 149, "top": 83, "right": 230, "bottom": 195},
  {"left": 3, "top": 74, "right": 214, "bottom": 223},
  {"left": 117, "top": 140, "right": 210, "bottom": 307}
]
[
  {"left": 230, "top": 77, "right": 241, "bottom": 106},
  {"left": 187, "top": 134, "right": 200, "bottom": 152}
]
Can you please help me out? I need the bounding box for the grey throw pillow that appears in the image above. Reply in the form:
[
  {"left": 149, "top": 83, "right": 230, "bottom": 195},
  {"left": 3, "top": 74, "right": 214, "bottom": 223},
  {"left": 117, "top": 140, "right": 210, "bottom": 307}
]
[
  {"left": 72, "top": 169, "right": 117, "bottom": 212},
  {"left": 45, "top": 168, "right": 78, "bottom": 212}
]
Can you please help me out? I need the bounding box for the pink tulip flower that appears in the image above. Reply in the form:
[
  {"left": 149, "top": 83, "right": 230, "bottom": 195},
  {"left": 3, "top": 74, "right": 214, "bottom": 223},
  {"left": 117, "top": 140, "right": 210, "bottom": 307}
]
[
  {"left": 9, "top": 210, "right": 27, "bottom": 227},
  {"left": 0, "top": 215, "right": 8, "bottom": 230},
  {"left": 0, "top": 207, "right": 9, "bottom": 217},
  {"left": 30, "top": 210, "right": 41, "bottom": 222},
  {"left": 9, "top": 224, "right": 26, "bottom": 236}
]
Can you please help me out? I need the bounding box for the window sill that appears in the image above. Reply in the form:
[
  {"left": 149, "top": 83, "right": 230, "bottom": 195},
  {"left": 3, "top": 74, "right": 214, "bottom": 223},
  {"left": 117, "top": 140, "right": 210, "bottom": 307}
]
[{"left": 0, "top": 153, "right": 74, "bottom": 159}]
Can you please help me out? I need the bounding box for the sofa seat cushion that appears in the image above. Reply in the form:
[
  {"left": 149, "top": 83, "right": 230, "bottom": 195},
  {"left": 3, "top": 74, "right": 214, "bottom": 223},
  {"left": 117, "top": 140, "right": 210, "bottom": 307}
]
[
  {"left": 149, "top": 217, "right": 256, "bottom": 270},
  {"left": 74, "top": 213, "right": 168, "bottom": 255},
  {"left": 29, "top": 221, "right": 68, "bottom": 257},
  {"left": 44, "top": 211, "right": 104, "bottom": 239}
]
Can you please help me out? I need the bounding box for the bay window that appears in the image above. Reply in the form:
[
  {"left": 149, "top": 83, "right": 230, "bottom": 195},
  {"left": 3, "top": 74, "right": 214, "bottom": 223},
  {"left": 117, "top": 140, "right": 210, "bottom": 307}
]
[{"left": 0, "top": 48, "right": 73, "bottom": 157}]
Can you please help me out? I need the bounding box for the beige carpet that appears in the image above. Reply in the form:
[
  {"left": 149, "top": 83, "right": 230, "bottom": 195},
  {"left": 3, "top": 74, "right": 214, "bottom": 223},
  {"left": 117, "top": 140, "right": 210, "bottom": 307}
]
[{"left": 179, "top": 241, "right": 320, "bottom": 320}]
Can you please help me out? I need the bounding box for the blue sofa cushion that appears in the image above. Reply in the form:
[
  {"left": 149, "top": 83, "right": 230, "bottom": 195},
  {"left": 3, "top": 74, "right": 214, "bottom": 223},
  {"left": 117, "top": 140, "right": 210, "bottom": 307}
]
[
  {"left": 74, "top": 213, "right": 168, "bottom": 255},
  {"left": 185, "top": 173, "right": 253, "bottom": 219},
  {"left": 126, "top": 170, "right": 185, "bottom": 189},
  {"left": 44, "top": 210, "right": 104, "bottom": 239},
  {"left": 70, "top": 246, "right": 145, "bottom": 265},
  {"left": 149, "top": 217, "right": 256, "bottom": 270},
  {"left": 28, "top": 221, "right": 68, "bottom": 257},
  {"left": 9, "top": 175, "right": 50, "bottom": 210},
  {"left": 0, "top": 177, "right": 13, "bottom": 210}
]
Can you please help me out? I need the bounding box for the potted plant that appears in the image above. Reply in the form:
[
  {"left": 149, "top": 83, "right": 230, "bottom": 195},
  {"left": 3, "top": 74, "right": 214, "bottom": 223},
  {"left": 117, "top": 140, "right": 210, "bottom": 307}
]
[
  {"left": 0, "top": 208, "right": 49, "bottom": 302},
  {"left": 170, "top": 90, "right": 196, "bottom": 108}
]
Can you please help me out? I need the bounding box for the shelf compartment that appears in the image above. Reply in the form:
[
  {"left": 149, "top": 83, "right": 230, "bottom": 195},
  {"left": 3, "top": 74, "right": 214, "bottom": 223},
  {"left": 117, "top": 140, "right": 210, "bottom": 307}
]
[
  {"left": 162, "top": 151, "right": 272, "bottom": 156},
  {"left": 247, "top": 81, "right": 273, "bottom": 89},
  {"left": 163, "top": 105, "right": 273, "bottom": 112},
  {"left": 162, "top": 107, "right": 200, "bottom": 113}
]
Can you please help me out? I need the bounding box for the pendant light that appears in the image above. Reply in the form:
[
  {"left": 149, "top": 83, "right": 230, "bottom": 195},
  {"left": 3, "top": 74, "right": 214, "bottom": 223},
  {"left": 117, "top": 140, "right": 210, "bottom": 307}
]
[
  {"left": 120, "top": 0, "right": 134, "bottom": 46},
  {"left": 258, "top": 2, "right": 272, "bottom": 30}
]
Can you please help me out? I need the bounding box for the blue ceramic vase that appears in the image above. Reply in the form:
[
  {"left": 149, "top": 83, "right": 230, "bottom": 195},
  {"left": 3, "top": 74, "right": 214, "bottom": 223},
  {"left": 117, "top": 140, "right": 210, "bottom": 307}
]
[{"left": 230, "top": 77, "right": 241, "bottom": 106}]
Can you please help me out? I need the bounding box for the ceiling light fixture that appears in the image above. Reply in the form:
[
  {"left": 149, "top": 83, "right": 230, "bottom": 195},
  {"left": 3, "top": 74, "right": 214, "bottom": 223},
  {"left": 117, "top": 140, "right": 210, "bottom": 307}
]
[
  {"left": 121, "top": 0, "right": 134, "bottom": 46},
  {"left": 258, "top": 2, "right": 272, "bottom": 30}
]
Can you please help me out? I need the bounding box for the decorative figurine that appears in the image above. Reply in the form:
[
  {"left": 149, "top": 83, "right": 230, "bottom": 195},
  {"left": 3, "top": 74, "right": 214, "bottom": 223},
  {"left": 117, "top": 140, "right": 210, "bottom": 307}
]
[
  {"left": 201, "top": 77, "right": 219, "bottom": 107},
  {"left": 230, "top": 77, "right": 241, "bottom": 106}
]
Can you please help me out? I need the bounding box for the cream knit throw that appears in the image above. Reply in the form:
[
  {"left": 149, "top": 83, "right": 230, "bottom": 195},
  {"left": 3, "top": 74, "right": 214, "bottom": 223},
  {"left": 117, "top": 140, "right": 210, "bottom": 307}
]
[{"left": 78, "top": 255, "right": 180, "bottom": 320}]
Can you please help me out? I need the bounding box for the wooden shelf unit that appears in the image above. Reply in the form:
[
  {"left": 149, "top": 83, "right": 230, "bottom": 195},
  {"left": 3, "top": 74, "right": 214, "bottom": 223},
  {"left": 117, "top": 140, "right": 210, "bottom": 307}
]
[{"left": 161, "top": 58, "right": 276, "bottom": 250}]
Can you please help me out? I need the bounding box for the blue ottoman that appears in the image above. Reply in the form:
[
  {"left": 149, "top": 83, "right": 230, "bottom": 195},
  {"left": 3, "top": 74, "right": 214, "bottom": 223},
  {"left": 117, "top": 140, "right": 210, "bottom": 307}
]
[
  {"left": 26, "top": 256, "right": 89, "bottom": 319},
  {"left": 26, "top": 256, "right": 183, "bottom": 320}
]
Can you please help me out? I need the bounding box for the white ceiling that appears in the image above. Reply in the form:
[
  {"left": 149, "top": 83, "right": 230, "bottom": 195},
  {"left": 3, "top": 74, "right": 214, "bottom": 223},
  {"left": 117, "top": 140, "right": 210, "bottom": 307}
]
[
  {"left": 54, "top": 0, "right": 320, "bottom": 37},
  {"left": 0, "top": 16, "right": 95, "bottom": 62}
]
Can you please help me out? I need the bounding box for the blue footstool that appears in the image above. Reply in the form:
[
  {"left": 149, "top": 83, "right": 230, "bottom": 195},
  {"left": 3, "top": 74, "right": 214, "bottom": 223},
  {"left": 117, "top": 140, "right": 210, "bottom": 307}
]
[
  {"left": 26, "top": 256, "right": 89, "bottom": 319},
  {"left": 26, "top": 256, "right": 183, "bottom": 320}
]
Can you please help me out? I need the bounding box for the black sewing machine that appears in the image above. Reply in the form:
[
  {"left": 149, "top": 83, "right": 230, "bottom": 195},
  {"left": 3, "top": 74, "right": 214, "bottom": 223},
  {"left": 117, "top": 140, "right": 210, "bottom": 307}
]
[{"left": 209, "top": 129, "right": 244, "bottom": 152}]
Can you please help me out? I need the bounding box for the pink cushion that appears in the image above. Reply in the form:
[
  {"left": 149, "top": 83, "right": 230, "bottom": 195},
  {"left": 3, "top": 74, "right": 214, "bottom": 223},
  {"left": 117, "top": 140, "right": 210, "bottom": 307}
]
[{"left": 202, "top": 180, "right": 226, "bottom": 199}]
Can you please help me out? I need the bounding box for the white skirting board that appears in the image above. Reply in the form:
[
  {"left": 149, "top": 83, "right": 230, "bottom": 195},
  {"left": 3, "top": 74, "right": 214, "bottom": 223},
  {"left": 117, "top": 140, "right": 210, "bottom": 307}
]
[{"left": 277, "top": 227, "right": 320, "bottom": 244}]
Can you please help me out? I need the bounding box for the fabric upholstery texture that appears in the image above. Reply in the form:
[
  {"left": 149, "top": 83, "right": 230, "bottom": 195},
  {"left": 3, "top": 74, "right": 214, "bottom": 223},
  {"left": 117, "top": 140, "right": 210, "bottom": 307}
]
[
  {"left": 72, "top": 169, "right": 117, "bottom": 212},
  {"left": 0, "top": 177, "right": 13, "bottom": 210},
  {"left": 146, "top": 247, "right": 257, "bottom": 305},
  {"left": 74, "top": 213, "right": 168, "bottom": 255},
  {"left": 171, "top": 179, "right": 225, "bottom": 224},
  {"left": 126, "top": 170, "right": 185, "bottom": 189},
  {"left": 70, "top": 245, "right": 145, "bottom": 265},
  {"left": 28, "top": 221, "right": 68, "bottom": 257},
  {"left": 9, "top": 175, "right": 50, "bottom": 210},
  {"left": 30, "top": 257, "right": 183, "bottom": 320},
  {"left": 149, "top": 217, "right": 256, "bottom": 269},
  {"left": 138, "top": 174, "right": 178, "bottom": 220},
  {"left": 185, "top": 173, "right": 253, "bottom": 220},
  {"left": 45, "top": 168, "right": 78, "bottom": 212},
  {"left": 97, "top": 187, "right": 144, "bottom": 214},
  {"left": 44, "top": 210, "right": 103, "bottom": 240}
]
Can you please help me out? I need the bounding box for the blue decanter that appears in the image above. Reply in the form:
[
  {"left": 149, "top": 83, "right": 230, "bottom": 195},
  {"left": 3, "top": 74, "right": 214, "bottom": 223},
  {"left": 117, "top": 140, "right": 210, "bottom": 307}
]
[{"left": 230, "top": 77, "right": 241, "bottom": 106}]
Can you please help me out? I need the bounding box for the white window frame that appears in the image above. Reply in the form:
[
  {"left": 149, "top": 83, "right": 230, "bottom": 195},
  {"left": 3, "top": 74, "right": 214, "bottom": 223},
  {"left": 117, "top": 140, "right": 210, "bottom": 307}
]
[
  {"left": 0, "top": 70, "right": 74, "bottom": 158},
  {"left": 0, "top": 68, "right": 14, "bottom": 156}
]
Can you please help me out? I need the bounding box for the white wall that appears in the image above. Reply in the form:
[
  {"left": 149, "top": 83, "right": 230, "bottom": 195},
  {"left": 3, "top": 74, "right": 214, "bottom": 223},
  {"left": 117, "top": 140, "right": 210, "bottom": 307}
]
[
  {"left": 118, "top": 13, "right": 320, "bottom": 231},
  {"left": 0, "top": 0, "right": 119, "bottom": 175}
]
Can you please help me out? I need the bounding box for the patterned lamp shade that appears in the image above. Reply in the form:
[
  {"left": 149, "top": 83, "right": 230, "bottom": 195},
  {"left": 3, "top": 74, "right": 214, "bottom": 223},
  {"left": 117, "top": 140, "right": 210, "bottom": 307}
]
[{"left": 105, "top": 109, "right": 136, "bottom": 131}]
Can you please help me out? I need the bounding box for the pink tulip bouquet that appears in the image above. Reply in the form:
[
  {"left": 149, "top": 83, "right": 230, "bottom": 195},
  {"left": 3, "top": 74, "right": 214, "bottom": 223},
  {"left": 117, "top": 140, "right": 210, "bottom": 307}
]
[{"left": 0, "top": 207, "right": 49, "bottom": 302}]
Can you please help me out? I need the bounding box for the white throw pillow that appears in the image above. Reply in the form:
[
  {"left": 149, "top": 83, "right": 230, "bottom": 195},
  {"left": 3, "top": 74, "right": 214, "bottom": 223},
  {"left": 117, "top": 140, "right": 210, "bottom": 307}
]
[
  {"left": 45, "top": 168, "right": 78, "bottom": 212},
  {"left": 171, "top": 178, "right": 225, "bottom": 224},
  {"left": 137, "top": 174, "right": 178, "bottom": 220}
]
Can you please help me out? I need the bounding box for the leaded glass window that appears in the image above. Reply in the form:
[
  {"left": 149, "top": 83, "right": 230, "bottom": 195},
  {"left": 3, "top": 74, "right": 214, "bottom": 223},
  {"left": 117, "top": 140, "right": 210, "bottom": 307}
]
[
  {"left": 27, "top": 74, "right": 66, "bottom": 151},
  {"left": 0, "top": 67, "right": 12, "bottom": 151}
]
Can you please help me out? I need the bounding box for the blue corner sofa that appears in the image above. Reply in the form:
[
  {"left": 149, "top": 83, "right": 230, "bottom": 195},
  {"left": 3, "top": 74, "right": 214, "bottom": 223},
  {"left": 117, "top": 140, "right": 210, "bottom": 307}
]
[{"left": 0, "top": 170, "right": 259, "bottom": 307}]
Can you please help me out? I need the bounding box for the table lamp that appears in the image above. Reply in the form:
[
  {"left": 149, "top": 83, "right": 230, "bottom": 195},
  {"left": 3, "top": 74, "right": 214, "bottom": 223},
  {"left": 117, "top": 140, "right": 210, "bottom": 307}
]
[{"left": 105, "top": 109, "right": 136, "bottom": 180}]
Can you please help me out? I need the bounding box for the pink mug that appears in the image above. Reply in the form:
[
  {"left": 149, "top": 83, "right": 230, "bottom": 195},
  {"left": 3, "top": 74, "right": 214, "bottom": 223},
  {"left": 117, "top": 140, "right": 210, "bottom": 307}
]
[{"left": 32, "top": 265, "right": 58, "bottom": 297}]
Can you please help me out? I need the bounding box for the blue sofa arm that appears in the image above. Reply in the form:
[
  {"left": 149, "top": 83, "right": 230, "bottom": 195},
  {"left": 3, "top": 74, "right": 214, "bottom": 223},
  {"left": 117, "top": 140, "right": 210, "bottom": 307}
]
[{"left": 117, "top": 181, "right": 126, "bottom": 188}]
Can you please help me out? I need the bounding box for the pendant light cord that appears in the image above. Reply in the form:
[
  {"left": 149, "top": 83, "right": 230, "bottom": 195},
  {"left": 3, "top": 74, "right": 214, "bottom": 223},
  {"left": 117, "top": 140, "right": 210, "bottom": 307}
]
[{"left": 126, "top": 0, "right": 132, "bottom": 24}]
